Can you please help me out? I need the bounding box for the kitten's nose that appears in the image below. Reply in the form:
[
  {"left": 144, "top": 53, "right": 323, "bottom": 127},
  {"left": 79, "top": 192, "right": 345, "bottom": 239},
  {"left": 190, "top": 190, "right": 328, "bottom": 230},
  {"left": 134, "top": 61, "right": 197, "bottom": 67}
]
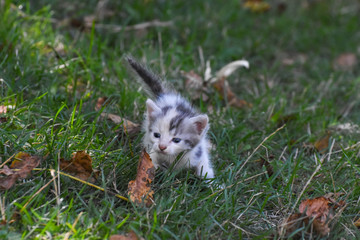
[{"left": 159, "top": 144, "right": 167, "bottom": 151}]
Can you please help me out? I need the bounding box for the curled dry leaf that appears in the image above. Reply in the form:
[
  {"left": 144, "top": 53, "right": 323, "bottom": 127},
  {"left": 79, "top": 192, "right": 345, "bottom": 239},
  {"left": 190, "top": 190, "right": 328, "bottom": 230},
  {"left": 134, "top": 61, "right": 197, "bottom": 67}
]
[
  {"left": 60, "top": 151, "right": 99, "bottom": 183},
  {"left": 280, "top": 195, "right": 345, "bottom": 238},
  {"left": 0, "top": 211, "right": 19, "bottom": 226},
  {"left": 0, "top": 152, "right": 41, "bottom": 190},
  {"left": 128, "top": 150, "right": 155, "bottom": 207},
  {"left": 212, "top": 60, "right": 252, "bottom": 108},
  {"left": 213, "top": 77, "right": 252, "bottom": 108},
  {"left": 110, "top": 231, "right": 141, "bottom": 240},
  {"left": 181, "top": 59, "right": 251, "bottom": 109},
  {"left": 299, "top": 197, "right": 332, "bottom": 222},
  {"left": 314, "top": 133, "right": 330, "bottom": 153},
  {"left": 215, "top": 60, "right": 249, "bottom": 79},
  {"left": 100, "top": 113, "right": 141, "bottom": 137},
  {"left": 181, "top": 70, "right": 209, "bottom": 101},
  {"left": 354, "top": 218, "right": 360, "bottom": 229}
]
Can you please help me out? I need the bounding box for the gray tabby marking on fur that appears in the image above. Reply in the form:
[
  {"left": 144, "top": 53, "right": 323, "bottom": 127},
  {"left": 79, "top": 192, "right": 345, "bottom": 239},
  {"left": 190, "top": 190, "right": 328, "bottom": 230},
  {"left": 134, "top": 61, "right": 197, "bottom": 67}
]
[{"left": 126, "top": 56, "right": 215, "bottom": 179}]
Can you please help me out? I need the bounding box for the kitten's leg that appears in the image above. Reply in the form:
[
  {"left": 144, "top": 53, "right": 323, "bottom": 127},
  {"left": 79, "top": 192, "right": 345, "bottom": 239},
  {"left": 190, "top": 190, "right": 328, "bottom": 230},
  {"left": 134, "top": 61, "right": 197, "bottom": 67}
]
[
  {"left": 149, "top": 152, "right": 160, "bottom": 169},
  {"left": 195, "top": 155, "right": 214, "bottom": 179}
]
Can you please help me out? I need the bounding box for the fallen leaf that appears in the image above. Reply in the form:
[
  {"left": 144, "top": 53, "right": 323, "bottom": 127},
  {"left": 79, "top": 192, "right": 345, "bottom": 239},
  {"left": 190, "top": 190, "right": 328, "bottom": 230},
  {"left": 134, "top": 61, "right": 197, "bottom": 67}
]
[
  {"left": 314, "top": 134, "right": 330, "bottom": 153},
  {"left": 10, "top": 152, "right": 41, "bottom": 178},
  {"left": 354, "top": 218, "right": 360, "bottom": 229},
  {"left": 181, "top": 59, "right": 251, "bottom": 108},
  {"left": 0, "top": 152, "right": 41, "bottom": 190},
  {"left": 280, "top": 195, "right": 345, "bottom": 238},
  {"left": 280, "top": 213, "right": 308, "bottom": 238},
  {"left": 213, "top": 77, "right": 252, "bottom": 108},
  {"left": 128, "top": 150, "right": 155, "bottom": 207},
  {"left": 0, "top": 174, "right": 18, "bottom": 190},
  {"left": 215, "top": 60, "right": 249, "bottom": 79},
  {"left": 0, "top": 165, "right": 13, "bottom": 176},
  {"left": 211, "top": 60, "right": 252, "bottom": 108},
  {"left": 0, "top": 211, "right": 20, "bottom": 226},
  {"left": 110, "top": 231, "right": 140, "bottom": 240},
  {"left": 299, "top": 197, "right": 332, "bottom": 222},
  {"left": 243, "top": 0, "right": 270, "bottom": 13},
  {"left": 181, "top": 70, "right": 209, "bottom": 101},
  {"left": 101, "top": 113, "right": 141, "bottom": 136},
  {"left": 281, "top": 213, "right": 330, "bottom": 238},
  {"left": 60, "top": 151, "right": 99, "bottom": 182},
  {"left": 95, "top": 97, "right": 108, "bottom": 111},
  {"left": 333, "top": 53, "right": 357, "bottom": 71}
]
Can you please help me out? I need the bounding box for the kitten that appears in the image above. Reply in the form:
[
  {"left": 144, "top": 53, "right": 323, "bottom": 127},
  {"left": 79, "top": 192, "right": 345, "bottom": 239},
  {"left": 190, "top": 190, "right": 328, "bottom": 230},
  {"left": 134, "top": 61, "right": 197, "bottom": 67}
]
[{"left": 126, "top": 57, "right": 215, "bottom": 179}]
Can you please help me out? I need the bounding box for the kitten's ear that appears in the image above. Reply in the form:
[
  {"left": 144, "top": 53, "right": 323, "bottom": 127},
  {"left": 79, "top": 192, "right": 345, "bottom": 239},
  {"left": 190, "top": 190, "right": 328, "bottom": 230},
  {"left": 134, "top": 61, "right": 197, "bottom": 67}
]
[
  {"left": 190, "top": 115, "right": 209, "bottom": 135},
  {"left": 146, "top": 99, "right": 161, "bottom": 119}
]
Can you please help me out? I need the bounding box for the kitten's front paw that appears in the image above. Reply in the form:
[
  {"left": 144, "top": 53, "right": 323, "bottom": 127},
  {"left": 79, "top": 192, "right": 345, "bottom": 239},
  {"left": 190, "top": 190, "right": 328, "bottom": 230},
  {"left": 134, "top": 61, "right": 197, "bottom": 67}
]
[{"left": 210, "top": 181, "right": 225, "bottom": 190}]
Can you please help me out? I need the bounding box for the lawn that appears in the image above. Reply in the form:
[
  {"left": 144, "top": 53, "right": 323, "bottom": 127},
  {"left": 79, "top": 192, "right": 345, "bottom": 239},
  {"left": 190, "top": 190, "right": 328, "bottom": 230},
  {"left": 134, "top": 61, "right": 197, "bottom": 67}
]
[{"left": 1, "top": 0, "right": 360, "bottom": 239}]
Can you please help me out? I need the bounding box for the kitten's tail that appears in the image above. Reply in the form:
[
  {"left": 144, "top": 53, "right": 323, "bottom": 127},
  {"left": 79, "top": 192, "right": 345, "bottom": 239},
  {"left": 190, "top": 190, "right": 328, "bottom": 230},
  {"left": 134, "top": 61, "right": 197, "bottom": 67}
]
[{"left": 125, "top": 56, "right": 164, "bottom": 98}]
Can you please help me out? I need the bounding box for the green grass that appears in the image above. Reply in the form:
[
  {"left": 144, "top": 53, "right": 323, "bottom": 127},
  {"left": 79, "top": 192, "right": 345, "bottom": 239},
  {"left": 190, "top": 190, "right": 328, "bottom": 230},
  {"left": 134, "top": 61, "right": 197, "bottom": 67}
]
[{"left": 1, "top": 0, "right": 360, "bottom": 239}]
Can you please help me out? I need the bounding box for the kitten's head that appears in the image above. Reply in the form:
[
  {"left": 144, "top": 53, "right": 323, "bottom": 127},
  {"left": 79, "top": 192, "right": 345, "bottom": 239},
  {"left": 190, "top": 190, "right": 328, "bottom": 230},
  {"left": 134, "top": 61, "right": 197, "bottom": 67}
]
[{"left": 145, "top": 98, "right": 208, "bottom": 155}]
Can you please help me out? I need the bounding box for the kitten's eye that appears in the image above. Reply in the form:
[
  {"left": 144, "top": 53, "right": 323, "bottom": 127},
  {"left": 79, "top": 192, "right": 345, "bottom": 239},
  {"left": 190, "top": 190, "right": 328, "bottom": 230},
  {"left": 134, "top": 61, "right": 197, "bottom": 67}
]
[
  {"left": 172, "top": 138, "right": 181, "bottom": 143},
  {"left": 154, "top": 132, "right": 161, "bottom": 138}
]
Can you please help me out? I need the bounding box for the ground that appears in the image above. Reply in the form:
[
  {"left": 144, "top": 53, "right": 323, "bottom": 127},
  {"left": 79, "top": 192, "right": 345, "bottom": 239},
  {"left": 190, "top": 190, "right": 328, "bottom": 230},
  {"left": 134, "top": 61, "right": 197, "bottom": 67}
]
[{"left": 1, "top": 0, "right": 360, "bottom": 239}]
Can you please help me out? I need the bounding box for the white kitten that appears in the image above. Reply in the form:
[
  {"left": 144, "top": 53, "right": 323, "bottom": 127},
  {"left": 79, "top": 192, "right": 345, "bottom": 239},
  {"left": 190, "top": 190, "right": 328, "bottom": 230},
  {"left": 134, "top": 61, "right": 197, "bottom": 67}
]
[{"left": 126, "top": 57, "right": 215, "bottom": 179}]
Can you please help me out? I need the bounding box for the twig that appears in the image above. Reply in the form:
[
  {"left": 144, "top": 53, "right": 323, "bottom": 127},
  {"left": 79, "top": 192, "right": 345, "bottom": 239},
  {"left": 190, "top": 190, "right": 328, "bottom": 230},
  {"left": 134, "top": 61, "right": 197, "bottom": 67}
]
[
  {"left": 0, "top": 153, "right": 15, "bottom": 168},
  {"left": 236, "top": 124, "right": 286, "bottom": 176},
  {"left": 20, "top": 175, "right": 57, "bottom": 212},
  {"left": 94, "top": 20, "right": 173, "bottom": 33},
  {"left": 291, "top": 139, "right": 336, "bottom": 213}
]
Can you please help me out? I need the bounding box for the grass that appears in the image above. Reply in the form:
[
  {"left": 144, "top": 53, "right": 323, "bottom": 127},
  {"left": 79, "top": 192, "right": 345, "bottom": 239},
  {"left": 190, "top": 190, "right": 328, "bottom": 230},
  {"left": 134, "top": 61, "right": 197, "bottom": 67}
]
[{"left": 1, "top": 0, "right": 360, "bottom": 239}]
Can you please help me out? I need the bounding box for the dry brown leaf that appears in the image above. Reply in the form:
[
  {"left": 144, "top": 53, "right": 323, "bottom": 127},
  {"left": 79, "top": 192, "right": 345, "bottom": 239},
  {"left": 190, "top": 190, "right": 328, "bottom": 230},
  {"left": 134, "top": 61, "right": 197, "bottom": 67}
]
[
  {"left": 354, "top": 218, "right": 360, "bottom": 229},
  {"left": 60, "top": 151, "right": 99, "bottom": 182},
  {"left": 333, "top": 53, "right": 357, "bottom": 71},
  {"left": 0, "top": 165, "right": 13, "bottom": 176},
  {"left": 314, "top": 134, "right": 330, "bottom": 153},
  {"left": 181, "top": 70, "right": 209, "bottom": 101},
  {"left": 213, "top": 77, "right": 252, "bottom": 108},
  {"left": 101, "top": 113, "right": 141, "bottom": 136},
  {"left": 243, "top": 0, "right": 270, "bottom": 13},
  {"left": 281, "top": 195, "right": 345, "bottom": 238},
  {"left": 0, "top": 211, "right": 19, "bottom": 226},
  {"left": 128, "top": 150, "right": 155, "bottom": 207},
  {"left": 110, "top": 231, "right": 140, "bottom": 240},
  {"left": 281, "top": 213, "right": 330, "bottom": 238},
  {"left": 281, "top": 213, "right": 308, "bottom": 238},
  {"left": 299, "top": 197, "right": 332, "bottom": 222},
  {"left": 0, "top": 152, "right": 41, "bottom": 190},
  {"left": 215, "top": 60, "right": 249, "bottom": 79},
  {"left": 0, "top": 174, "right": 18, "bottom": 190},
  {"left": 95, "top": 97, "right": 108, "bottom": 111}
]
